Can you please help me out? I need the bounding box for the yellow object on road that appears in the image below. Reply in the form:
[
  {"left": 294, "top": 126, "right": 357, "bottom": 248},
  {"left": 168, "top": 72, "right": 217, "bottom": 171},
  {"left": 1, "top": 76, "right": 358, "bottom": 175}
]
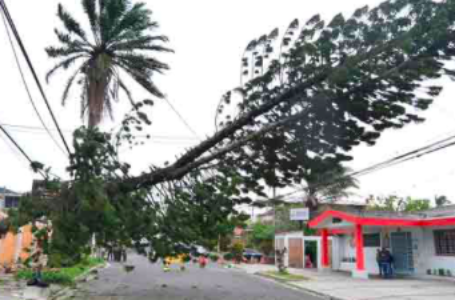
[{"left": 165, "top": 254, "right": 185, "bottom": 264}]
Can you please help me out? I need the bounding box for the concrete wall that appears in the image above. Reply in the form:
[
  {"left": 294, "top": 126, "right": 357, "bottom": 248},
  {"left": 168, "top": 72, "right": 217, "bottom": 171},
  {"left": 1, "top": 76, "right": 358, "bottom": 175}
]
[
  {"left": 0, "top": 224, "right": 34, "bottom": 267},
  {"left": 275, "top": 232, "right": 331, "bottom": 271},
  {"left": 420, "top": 226, "right": 455, "bottom": 276}
]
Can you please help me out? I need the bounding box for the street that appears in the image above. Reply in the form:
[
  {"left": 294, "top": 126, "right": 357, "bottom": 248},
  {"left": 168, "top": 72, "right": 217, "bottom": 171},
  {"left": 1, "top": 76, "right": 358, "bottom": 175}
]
[{"left": 73, "top": 254, "right": 320, "bottom": 300}]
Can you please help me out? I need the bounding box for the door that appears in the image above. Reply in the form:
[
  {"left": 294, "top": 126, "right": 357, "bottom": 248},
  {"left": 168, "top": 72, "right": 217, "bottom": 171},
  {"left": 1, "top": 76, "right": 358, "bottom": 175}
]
[
  {"left": 288, "top": 238, "right": 304, "bottom": 268},
  {"left": 391, "top": 232, "right": 414, "bottom": 274}
]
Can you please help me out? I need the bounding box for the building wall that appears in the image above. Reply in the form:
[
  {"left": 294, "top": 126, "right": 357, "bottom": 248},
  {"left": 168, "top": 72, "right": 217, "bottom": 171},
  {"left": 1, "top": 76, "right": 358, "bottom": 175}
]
[
  {"left": 421, "top": 226, "right": 455, "bottom": 276},
  {"left": 333, "top": 230, "right": 381, "bottom": 275},
  {"left": 275, "top": 232, "right": 330, "bottom": 270},
  {"left": 0, "top": 225, "right": 34, "bottom": 267},
  {"left": 333, "top": 226, "right": 455, "bottom": 276}
]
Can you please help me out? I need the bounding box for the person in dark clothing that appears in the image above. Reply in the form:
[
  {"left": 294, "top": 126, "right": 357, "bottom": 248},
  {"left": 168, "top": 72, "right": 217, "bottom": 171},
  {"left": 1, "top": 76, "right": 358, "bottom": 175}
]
[
  {"left": 376, "top": 249, "right": 383, "bottom": 277},
  {"left": 379, "top": 247, "right": 393, "bottom": 278}
]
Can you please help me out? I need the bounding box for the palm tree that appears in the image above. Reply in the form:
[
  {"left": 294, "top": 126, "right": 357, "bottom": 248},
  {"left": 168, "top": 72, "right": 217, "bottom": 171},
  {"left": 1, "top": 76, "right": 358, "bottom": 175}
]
[
  {"left": 46, "top": 0, "right": 172, "bottom": 127},
  {"left": 435, "top": 195, "right": 451, "bottom": 207},
  {"left": 305, "top": 166, "right": 359, "bottom": 208}
]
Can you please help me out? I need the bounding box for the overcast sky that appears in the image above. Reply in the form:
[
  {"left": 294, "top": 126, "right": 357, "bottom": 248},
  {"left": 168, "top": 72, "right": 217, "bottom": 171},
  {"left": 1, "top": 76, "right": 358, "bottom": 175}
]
[{"left": 1, "top": 0, "right": 455, "bottom": 204}]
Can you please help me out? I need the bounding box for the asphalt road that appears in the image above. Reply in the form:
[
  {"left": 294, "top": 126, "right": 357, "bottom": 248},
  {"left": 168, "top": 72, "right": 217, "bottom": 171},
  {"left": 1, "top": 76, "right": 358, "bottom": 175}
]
[{"left": 74, "top": 254, "right": 321, "bottom": 300}]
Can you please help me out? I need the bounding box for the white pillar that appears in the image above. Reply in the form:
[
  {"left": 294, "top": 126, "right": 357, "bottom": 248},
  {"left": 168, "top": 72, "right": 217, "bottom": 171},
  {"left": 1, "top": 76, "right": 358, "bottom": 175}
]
[{"left": 14, "top": 228, "right": 23, "bottom": 263}]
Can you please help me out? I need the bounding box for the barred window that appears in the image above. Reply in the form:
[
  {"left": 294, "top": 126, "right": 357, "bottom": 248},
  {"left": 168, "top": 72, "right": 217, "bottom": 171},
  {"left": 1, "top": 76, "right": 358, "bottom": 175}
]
[
  {"left": 363, "top": 233, "right": 381, "bottom": 247},
  {"left": 434, "top": 230, "right": 455, "bottom": 256}
]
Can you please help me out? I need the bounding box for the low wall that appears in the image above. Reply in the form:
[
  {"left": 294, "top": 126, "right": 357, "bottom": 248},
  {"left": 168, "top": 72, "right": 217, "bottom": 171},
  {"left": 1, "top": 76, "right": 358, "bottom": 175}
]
[{"left": 0, "top": 225, "right": 33, "bottom": 268}]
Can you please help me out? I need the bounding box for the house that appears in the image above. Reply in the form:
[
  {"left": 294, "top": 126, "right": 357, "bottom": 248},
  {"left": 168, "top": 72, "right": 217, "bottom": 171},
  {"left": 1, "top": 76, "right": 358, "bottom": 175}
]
[
  {"left": 309, "top": 205, "right": 455, "bottom": 279},
  {"left": 0, "top": 187, "right": 21, "bottom": 209},
  {"left": 275, "top": 203, "right": 366, "bottom": 269}
]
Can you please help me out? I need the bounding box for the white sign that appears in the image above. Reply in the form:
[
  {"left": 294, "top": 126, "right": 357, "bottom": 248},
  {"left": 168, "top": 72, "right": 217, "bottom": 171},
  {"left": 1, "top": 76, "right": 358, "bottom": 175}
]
[{"left": 290, "top": 208, "right": 309, "bottom": 221}]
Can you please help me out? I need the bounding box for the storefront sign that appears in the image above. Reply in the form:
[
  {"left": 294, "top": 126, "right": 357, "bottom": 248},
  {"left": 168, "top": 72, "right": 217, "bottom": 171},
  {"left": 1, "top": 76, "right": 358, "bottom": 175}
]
[{"left": 290, "top": 208, "right": 309, "bottom": 221}]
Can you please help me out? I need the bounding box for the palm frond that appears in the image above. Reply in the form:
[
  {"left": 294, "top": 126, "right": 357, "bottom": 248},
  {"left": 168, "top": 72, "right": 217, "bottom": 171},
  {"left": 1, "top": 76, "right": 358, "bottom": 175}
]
[
  {"left": 57, "top": 4, "right": 89, "bottom": 44},
  {"left": 117, "top": 76, "right": 136, "bottom": 108},
  {"left": 53, "top": 29, "right": 91, "bottom": 50},
  {"left": 109, "top": 35, "right": 171, "bottom": 51},
  {"left": 46, "top": 54, "right": 87, "bottom": 83},
  {"left": 45, "top": 45, "right": 88, "bottom": 59},
  {"left": 82, "top": 0, "right": 100, "bottom": 44},
  {"left": 108, "top": 3, "right": 154, "bottom": 42},
  {"left": 116, "top": 60, "right": 164, "bottom": 98},
  {"left": 115, "top": 53, "right": 170, "bottom": 74},
  {"left": 61, "top": 61, "right": 89, "bottom": 106},
  {"left": 104, "top": 0, "right": 129, "bottom": 42}
]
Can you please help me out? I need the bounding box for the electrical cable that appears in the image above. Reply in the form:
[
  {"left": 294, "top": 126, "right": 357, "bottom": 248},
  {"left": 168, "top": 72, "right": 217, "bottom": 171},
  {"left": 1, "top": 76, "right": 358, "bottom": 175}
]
[
  {"left": 275, "top": 133, "right": 455, "bottom": 200},
  {"left": 0, "top": 124, "right": 46, "bottom": 178},
  {"left": 0, "top": 0, "right": 71, "bottom": 155},
  {"left": 0, "top": 8, "right": 67, "bottom": 156},
  {"left": 163, "top": 96, "right": 200, "bottom": 138}
]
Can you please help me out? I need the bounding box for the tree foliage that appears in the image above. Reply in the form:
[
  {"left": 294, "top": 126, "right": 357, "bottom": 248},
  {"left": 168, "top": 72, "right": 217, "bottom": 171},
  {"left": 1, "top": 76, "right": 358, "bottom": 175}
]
[
  {"left": 435, "top": 195, "right": 451, "bottom": 207},
  {"left": 367, "top": 195, "right": 431, "bottom": 212},
  {"left": 17, "top": 0, "right": 455, "bottom": 263}
]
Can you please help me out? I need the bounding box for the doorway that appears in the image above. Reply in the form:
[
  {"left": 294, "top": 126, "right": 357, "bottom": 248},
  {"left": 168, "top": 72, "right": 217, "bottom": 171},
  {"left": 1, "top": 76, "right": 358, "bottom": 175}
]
[
  {"left": 288, "top": 238, "right": 303, "bottom": 268},
  {"left": 391, "top": 232, "right": 414, "bottom": 274},
  {"left": 304, "top": 240, "right": 318, "bottom": 269}
]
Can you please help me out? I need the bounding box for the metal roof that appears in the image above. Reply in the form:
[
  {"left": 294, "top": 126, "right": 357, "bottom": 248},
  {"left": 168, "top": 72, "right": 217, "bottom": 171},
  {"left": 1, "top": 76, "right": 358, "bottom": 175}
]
[{"left": 0, "top": 187, "right": 21, "bottom": 196}]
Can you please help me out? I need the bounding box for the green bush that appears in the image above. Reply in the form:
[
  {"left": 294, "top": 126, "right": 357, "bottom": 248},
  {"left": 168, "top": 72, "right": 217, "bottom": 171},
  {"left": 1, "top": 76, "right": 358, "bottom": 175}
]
[
  {"left": 439, "top": 269, "right": 445, "bottom": 276},
  {"left": 223, "top": 253, "right": 234, "bottom": 261},
  {"left": 16, "top": 257, "right": 104, "bottom": 285},
  {"left": 209, "top": 253, "right": 219, "bottom": 262}
]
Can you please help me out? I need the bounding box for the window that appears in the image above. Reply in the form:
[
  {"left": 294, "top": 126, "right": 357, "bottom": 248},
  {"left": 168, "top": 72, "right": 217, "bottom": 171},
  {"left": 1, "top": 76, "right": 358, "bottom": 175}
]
[
  {"left": 5, "top": 196, "right": 20, "bottom": 208},
  {"left": 434, "top": 230, "right": 455, "bottom": 256},
  {"left": 333, "top": 218, "right": 342, "bottom": 224},
  {"left": 363, "top": 233, "right": 381, "bottom": 247}
]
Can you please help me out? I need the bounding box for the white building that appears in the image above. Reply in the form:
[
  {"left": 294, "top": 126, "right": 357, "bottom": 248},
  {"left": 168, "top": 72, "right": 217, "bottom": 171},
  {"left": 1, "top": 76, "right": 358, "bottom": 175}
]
[
  {"left": 0, "top": 187, "right": 21, "bottom": 209},
  {"left": 309, "top": 205, "right": 455, "bottom": 279}
]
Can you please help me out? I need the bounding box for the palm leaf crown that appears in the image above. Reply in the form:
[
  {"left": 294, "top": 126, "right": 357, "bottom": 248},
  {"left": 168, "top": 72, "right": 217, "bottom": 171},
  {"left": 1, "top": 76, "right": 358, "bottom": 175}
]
[{"left": 46, "top": 0, "right": 173, "bottom": 127}]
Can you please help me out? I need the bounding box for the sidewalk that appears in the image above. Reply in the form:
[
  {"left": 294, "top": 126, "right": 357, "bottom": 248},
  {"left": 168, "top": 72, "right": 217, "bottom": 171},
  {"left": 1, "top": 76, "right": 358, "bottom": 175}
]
[
  {"left": 0, "top": 275, "right": 51, "bottom": 300},
  {"left": 235, "top": 264, "right": 455, "bottom": 300}
]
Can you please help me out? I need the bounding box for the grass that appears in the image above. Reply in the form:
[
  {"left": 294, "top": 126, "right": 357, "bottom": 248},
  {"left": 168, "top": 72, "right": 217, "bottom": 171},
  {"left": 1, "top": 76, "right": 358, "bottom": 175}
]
[
  {"left": 261, "top": 270, "right": 309, "bottom": 282},
  {"left": 16, "top": 257, "right": 104, "bottom": 286}
]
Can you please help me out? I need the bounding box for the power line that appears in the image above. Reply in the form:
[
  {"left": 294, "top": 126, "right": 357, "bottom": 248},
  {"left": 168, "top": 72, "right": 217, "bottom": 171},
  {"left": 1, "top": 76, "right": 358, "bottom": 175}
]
[
  {"left": 276, "top": 133, "right": 455, "bottom": 201},
  {"left": 0, "top": 124, "right": 46, "bottom": 178},
  {"left": 163, "top": 96, "right": 200, "bottom": 138},
  {"left": 0, "top": 8, "right": 66, "bottom": 156},
  {"left": 0, "top": 0, "right": 71, "bottom": 155},
  {"left": 0, "top": 122, "right": 200, "bottom": 142}
]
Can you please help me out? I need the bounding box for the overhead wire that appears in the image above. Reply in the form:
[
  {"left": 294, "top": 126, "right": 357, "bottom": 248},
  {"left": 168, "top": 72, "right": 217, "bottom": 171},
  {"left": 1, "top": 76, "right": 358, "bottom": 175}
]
[
  {"left": 0, "top": 0, "right": 72, "bottom": 155},
  {"left": 0, "top": 8, "right": 67, "bottom": 156},
  {"left": 275, "top": 133, "right": 455, "bottom": 201},
  {"left": 163, "top": 96, "right": 200, "bottom": 139},
  {"left": 0, "top": 124, "right": 46, "bottom": 178}
]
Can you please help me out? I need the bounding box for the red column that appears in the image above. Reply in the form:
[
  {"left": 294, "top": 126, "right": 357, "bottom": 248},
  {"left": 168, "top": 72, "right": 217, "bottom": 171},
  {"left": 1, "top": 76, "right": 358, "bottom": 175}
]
[
  {"left": 355, "top": 224, "right": 365, "bottom": 271},
  {"left": 321, "top": 229, "right": 329, "bottom": 267}
]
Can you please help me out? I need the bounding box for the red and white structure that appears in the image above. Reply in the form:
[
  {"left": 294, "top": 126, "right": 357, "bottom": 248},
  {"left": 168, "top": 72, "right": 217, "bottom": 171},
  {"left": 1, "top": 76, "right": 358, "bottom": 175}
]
[{"left": 309, "top": 206, "right": 455, "bottom": 279}]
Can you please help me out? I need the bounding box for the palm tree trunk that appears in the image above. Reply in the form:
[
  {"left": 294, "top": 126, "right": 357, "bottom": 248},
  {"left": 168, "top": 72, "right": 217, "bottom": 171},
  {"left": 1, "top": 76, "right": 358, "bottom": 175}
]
[{"left": 87, "top": 75, "right": 107, "bottom": 128}]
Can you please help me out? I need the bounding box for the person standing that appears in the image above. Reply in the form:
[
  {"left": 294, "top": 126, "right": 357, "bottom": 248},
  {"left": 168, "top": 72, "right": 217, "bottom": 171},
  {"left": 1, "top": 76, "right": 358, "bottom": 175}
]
[{"left": 376, "top": 249, "right": 383, "bottom": 277}]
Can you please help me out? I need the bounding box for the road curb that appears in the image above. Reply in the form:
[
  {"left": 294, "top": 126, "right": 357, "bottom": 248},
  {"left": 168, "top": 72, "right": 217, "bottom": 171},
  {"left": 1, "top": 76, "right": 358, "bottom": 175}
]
[{"left": 252, "top": 271, "right": 344, "bottom": 300}]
